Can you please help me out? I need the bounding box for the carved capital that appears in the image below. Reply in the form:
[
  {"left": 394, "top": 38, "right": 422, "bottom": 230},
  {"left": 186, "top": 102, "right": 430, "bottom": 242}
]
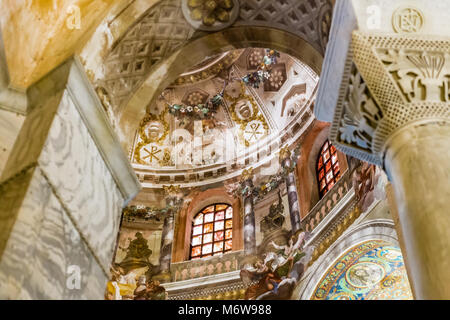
[
  {"left": 330, "top": 32, "right": 450, "bottom": 166},
  {"left": 240, "top": 167, "right": 254, "bottom": 182},
  {"left": 278, "top": 146, "right": 291, "bottom": 164},
  {"left": 163, "top": 184, "right": 181, "bottom": 197}
]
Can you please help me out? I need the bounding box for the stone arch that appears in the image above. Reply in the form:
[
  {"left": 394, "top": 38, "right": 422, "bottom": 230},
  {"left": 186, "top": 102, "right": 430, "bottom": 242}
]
[
  {"left": 295, "top": 121, "right": 328, "bottom": 218},
  {"left": 98, "top": 0, "right": 331, "bottom": 152},
  {"left": 296, "top": 121, "right": 350, "bottom": 218},
  {"left": 295, "top": 219, "right": 403, "bottom": 300}
]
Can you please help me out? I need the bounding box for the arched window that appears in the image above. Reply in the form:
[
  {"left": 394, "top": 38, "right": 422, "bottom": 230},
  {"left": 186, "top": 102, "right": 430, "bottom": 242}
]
[
  {"left": 190, "top": 203, "right": 233, "bottom": 260},
  {"left": 317, "top": 140, "right": 341, "bottom": 198}
]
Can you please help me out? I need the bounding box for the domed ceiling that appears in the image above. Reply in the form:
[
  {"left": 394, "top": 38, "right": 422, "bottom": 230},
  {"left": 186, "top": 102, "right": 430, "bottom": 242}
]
[{"left": 131, "top": 48, "right": 319, "bottom": 187}]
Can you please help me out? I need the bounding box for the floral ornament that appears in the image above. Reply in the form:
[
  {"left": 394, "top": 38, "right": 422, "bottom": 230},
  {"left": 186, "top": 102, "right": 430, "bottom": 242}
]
[
  {"left": 123, "top": 198, "right": 184, "bottom": 223},
  {"left": 241, "top": 49, "right": 281, "bottom": 88},
  {"left": 187, "top": 0, "right": 235, "bottom": 27},
  {"left": 163, "top": 80, "right": 228, "bottom": 121},
  {"left": 268, "top": 69, "right": 285, "bottom": 90},
  {"left": 168, "top": 93, "right": 223, "bottom": 120},
  {"left": 164, "top": 49, "right": 280, "bottom": 121},
  {"left": 185, "top": 91, "right": 208, "bottom": 106},
  {"left": 229, "top": 144, "right": 301, "bottom": 202}
]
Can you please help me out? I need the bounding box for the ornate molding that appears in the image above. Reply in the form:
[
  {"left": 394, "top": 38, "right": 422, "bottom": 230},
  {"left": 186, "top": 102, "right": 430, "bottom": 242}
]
[
  {"left": 170, "top": 250, "right": 245, "bottom": 283},
  {"left": 301, "top": 169, "right": 353, "bottom": 233}
]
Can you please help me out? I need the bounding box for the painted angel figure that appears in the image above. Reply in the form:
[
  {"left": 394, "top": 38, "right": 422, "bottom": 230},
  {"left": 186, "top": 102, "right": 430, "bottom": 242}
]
[
  {"left": 269, "top": 231, "right": 308, "bottom": 278},
  {"left": 240, "top": 258, "right": 282, "bottom": 300}
]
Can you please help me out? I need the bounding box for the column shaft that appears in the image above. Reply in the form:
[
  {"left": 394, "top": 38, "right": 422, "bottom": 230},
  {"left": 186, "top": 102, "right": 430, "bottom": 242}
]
[
  {"left": 282, "top": 158, "right": 301, "bottom": 234},
  {"left": 159, "top": 213, "right": 175, "bottom": 273},
  {"left": 385, "top": 121, "right": 450, "bottom": 299},
  {"left": 243, "top": 179, "right": 256, "bottom": 255}
]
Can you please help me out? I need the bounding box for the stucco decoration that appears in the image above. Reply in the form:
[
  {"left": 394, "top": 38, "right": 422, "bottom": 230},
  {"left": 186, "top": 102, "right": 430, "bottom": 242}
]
[
  {"left": 312, "top": 240, "right": 413, "bottom": 300},
  {"left": 181, "top": 0, "right": 240, "bottom": 31}
]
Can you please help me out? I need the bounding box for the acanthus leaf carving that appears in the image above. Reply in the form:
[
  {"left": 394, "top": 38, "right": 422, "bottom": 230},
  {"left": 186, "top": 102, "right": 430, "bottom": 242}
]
[{"left": 338, "top": 66, "right": 383, "bottom": 152}]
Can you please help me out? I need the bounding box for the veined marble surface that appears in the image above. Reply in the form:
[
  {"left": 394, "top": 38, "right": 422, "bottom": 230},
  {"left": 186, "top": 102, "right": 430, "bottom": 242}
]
[
  {"left": 0, "top": 168, "right": 107, "bottom": 299},
  {"left": 0, "top": 60, "right": 131, "bottom": 298},
  {"left": 39, "top": 91, "right": 123, "bottom": 271}
]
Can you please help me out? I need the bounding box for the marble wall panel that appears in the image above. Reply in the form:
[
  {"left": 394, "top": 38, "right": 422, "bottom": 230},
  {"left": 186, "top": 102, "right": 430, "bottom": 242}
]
[
  {"left": 38, "top": 91, "right": 124, "bottom": 272},
  {"left": 0, "top": 167, "right": 38, "bottom": 298},
  {"left": 0, "top": 90, "right": 64, "bottom": 182},
  {"left": 0, "top": 168, "right": 107, "bottom": 299}
]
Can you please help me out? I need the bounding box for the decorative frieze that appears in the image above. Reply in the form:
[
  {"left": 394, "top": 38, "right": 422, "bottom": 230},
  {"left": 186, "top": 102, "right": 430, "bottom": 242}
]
[{"left": 301, "top": 169, "right": 353, "bottom": 233}]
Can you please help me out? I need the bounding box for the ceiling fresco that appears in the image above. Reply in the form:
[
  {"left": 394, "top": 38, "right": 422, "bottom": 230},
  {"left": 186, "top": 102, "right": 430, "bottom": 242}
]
[
  {"left": 131, "top": 48, "right": 318, "bottom": 172},
  {"left": 312, "top": 240, "right": 413, "bottom": 300}
]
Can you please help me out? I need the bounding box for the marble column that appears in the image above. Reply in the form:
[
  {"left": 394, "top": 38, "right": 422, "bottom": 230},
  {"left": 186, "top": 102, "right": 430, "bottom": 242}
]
[
  {"left": 0, "top": 57, "right": 140, "bottom": 299},
  {"left": 159, "top": 210, "right": 175, "bottom": 274},
  {"left": 240, "top": 168, "right": 256, "bottom": 255},
  {"left": 279, "top": 147, "right": 301, "bottom": 235},
  {"left": 384, "top": 121, "right": 450, "bottom": 299},
  {"left": 315, "top": 18, "right": 450, "bottom": 298},
  {"left": 155, "top": 186, "right": 182, "bottom": 282}
]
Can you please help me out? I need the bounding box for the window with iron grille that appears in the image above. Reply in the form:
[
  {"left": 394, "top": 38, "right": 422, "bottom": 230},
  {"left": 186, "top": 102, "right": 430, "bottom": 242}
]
[
  {"left": 317, "top": 140, "right": 341, "bottom": 199},
  {"left": 190, "top": 203, "right": 233, "bottom": 259}
]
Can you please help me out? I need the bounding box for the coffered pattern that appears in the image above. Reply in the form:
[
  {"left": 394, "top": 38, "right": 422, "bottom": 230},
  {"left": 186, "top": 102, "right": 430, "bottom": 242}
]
[{"left": 99, "top": 0, "right": 332, "bottom": 113}]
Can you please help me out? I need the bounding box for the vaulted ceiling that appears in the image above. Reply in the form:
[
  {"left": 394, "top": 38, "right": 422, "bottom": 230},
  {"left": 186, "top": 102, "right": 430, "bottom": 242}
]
[{"left": 0, "top": 0, "right": 333, "bottom": 159}]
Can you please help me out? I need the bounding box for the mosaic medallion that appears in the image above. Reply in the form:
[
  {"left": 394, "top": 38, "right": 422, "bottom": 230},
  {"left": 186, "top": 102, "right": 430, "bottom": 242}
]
[
  {"left": 312, "top": 240, "right": 413, "bottom": 300},
  {"left": 345, "top": 261, "right": 385, "bottom": 288}
]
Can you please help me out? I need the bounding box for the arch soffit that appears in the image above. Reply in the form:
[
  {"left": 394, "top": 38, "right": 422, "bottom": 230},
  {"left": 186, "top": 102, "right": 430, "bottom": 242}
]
[{"left": 100, "top": 0, "right": 331, "bottom": 149}]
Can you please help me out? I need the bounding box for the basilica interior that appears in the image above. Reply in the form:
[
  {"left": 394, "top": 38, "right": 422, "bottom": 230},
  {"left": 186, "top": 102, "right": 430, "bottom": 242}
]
[{"left": 0, "top": 0, "right": 449, "bottom": 300}]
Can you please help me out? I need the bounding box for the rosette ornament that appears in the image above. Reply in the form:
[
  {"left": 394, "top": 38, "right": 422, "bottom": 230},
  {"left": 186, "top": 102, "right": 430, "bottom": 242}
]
[{"left": 187, "top": 0, "right": 235, "bottom": 27}]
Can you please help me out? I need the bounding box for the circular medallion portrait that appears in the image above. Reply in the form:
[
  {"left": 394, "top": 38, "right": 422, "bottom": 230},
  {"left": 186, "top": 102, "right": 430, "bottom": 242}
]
[{"left": 345, "top": 261, "right": 385, "bottom": 288}]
